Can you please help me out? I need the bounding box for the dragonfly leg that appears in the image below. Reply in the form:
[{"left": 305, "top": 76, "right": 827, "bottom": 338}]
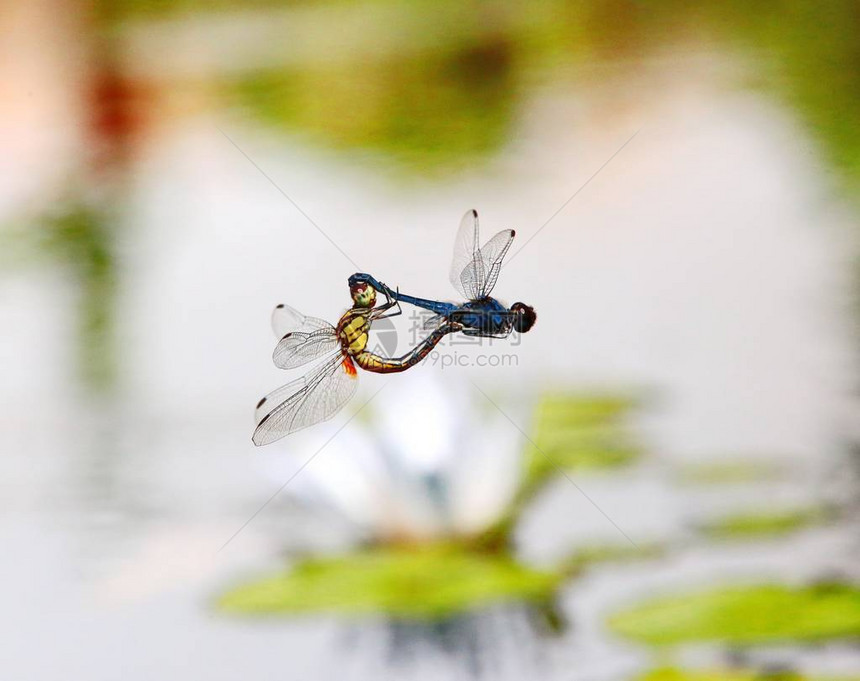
[
  {"left": 372, "top": 286, "right": 402, "bottom": 319},
  {"left": 375, "top": 305, "right": 401, "bottom": 320},
  {"left": 390, "top": 287, "right": 403, "bottom": 318}
]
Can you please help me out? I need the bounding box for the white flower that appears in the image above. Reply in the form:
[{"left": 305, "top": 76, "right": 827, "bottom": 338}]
[{"left": 289, "top": 372, "right": 525, "bottom": 543}]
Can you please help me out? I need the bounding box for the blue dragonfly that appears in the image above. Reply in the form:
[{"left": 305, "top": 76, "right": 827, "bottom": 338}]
[{"left": 350, "top": 210, "right": 536, "bottom": 339}]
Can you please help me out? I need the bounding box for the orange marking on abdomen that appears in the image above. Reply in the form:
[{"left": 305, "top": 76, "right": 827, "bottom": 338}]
[{"left": 342, "top": 355, "right": 357, "bottom": 377}]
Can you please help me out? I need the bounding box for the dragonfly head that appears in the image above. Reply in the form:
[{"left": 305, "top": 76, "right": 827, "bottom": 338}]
[
  {"left": 350, "top": 281, "right": 377, "bottom": 308},
  {"left": 511, "top": 302, "right": 536, "bottom": 333}
]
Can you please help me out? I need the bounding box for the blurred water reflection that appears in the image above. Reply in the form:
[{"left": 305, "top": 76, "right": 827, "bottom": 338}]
[{"left": 1, "top": 0, "right": 859, "bottom": 679}]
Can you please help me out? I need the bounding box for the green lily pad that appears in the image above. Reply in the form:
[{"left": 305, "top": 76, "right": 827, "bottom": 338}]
[
  {"left": 526, "top": 393, "right": 642, "bottom": 478},
  {"left": 526, "top": 439, "right": 640, "bottom": 477},
  {"left": 536, "top": 393, "right": 638, "bottom": 428},
  {"left": 610, "top": 583, "right": 860, "bottom": 645},
  {"left": 562, "top": 542, "right": 665, "bottom": 575},
  {"left": 217, "top": 545, "right": 560, "bottom": 619},
  {"left": 699, "top": 507, "right": 830, "bottom": 540},
  {"left": 675, "top": 461, "right": 785, "bottom": 485},
  {"left": 638, "top": 667, "right": 860, "bottom": 681}
]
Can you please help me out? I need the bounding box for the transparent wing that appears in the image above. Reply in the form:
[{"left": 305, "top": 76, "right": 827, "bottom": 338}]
[
  {"left": 273, "top": 327, "right": 340, "bottom": 369},
  {"left": 449, "top": 209, "right": 481, "bottom": 300},
  {"left": 271, "top": 303, "right": 333, "bottom": 339},
  {"left": 253, "top": 351, "right": 358, "bottom": 445},
  {"left": 422, "top": 312, "right": 447, "bottom": 330},
  {"left": 474, "top": 228, "right": 515, "bottom": 298},
  {"left": 448, "top": 210, "right": 516, "bottom": 299},
  {"left": 254, "top": 374, "right": 310, "bottom": 424}
]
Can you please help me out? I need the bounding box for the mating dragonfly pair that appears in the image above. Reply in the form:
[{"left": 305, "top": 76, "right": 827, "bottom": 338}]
[{"left": 253, "top": 210, "right": 537, "bottom": 445}]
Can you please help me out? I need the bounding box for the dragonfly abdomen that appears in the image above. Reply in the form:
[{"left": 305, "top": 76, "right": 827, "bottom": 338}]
[{"left": 354, "top": 324, "right": 451, "bottom": 374}]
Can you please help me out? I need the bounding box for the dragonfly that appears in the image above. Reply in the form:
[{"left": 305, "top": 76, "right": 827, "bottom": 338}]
[
  {"left": 349, "top": 210, "right": 536, "bottom": 339},
  {"left": 253, "top": 281, "right": 460, "bottom": 445}
]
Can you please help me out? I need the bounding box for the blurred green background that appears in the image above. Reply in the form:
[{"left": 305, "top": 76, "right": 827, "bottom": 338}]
[{"left": 1, "top": 0, "right": 858, "bottom": 679}]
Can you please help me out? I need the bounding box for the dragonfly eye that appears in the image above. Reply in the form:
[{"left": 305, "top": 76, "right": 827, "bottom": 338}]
[{"left": 511, "top": 302, "right": 536, "bottom": 333}]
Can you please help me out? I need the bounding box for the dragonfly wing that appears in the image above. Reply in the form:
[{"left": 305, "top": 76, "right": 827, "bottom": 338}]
[
  {"left": 273, "top": 327, "right": 340, "bottom": 369},
  {"left": 449, "top": 209, "right": 482, "bottom": 300},
  {"left": 254, "top": 372, "right": 310, "bottom": 424},
  {"left": 253, "top": 351, "right": 358, "bottom": 445},
  {"left": 271, "top": 303, "right": 333, "bottom": 339},
  {"left": 422, "top": 312, "right": 447, "bottom": 330},
  {"left": 475, "top": 228, "right": 515, "bottom": 298}
]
